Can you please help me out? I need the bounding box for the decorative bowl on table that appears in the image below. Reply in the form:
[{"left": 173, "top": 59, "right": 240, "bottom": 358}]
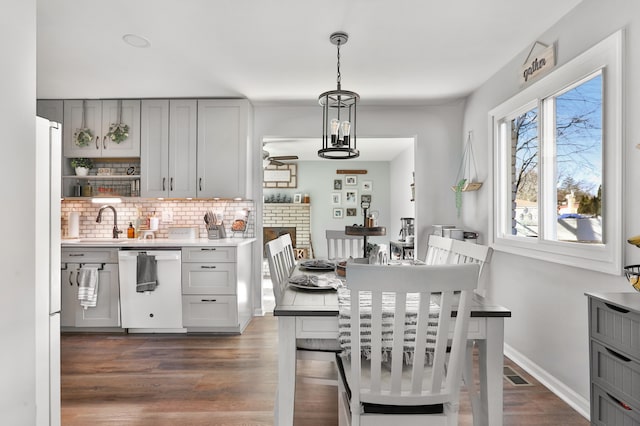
[{"left": 624, "top": 265, "right": 640, "bottom": 291}]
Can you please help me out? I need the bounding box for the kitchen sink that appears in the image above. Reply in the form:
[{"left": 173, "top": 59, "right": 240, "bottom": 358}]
[{"left": 64, "top": 238, "right": 129, "bottom": 245}]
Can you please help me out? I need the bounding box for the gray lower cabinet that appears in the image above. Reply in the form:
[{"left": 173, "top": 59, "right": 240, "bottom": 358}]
[
  {"left": 181, "top": 245, "right": 252, "bottom": 333},
  {"left": 61, "top": 248, "right": 120, "bottom": 329},
  {"left": 587, "top": 293, "right": 640, "bottom": 425}
]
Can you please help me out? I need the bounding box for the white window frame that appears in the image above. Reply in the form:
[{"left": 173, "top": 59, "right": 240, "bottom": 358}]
[{"left": 489, "top": 30, "right": 623, "bottom": 275}]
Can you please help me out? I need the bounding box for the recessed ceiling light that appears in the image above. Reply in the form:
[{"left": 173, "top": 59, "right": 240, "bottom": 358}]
[{"left": 122, "top": 34, "right": 151, "bottom": 48}]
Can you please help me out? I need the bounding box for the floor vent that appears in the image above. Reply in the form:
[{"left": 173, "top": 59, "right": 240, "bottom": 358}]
[{"left": 503, "top": 366, "right": 533, "bottom": 386}]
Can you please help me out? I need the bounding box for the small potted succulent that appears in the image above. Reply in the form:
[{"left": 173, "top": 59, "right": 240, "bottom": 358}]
[{"left": 70, "top": 158, "right": 93, "bottom": 176}]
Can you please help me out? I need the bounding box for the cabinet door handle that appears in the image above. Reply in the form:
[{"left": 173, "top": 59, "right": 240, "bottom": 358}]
[
  {"left": 68, "top": 271, "right": 75, "bottom": 286},
  {"left": 199, "top": 178, "right": 202, "bottom": 191},
  {"left": 162, "top": 177, "right": 166, "bottom": 191},
  {"left": 68, "top": 253, "right": 84, "bottom": 257},
  {"left": 95, "top": 135, "right": 100, "bottom": 150},
  {"left": 201, "top": 265, "right": 217, "bottom": 269},
  {"left": 606, "top": 392, "right": 633, "bottom": 411},
  {"left": 201, "top": 299, "right": 217, "bottom": 302},
  {"left": 200, "top": 248, "right": 217, "bottom": 251},
  {"left": 170, "top": 177, "right": 174, "bottom": 191},
  {"left": 605, "top": 347, "right": 632, "bottom": 362},
  {"left": 103, "top": 135, "right": 107, "bottom": 150},
  {"left": 605, "top": 303, "right": 630, "bottom": 314}
]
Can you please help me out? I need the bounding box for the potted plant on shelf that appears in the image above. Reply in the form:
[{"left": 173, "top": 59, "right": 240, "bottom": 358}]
[{"left": 70, "top": 158, "right": 93, "bottom": 176}]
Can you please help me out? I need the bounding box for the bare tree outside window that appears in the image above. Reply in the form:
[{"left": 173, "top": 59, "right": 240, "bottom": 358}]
[{"left": 510, "top": 73, "right": 603, "bottom": 242}]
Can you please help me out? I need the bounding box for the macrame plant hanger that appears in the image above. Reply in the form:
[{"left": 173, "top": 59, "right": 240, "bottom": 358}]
[{"left": 452, "top": 131, "right": 483, "bottom": 217}]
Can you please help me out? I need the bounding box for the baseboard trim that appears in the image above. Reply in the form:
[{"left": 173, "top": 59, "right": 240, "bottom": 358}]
[{"left": 504, "top": 343, "right": 590, "bottom": 421}]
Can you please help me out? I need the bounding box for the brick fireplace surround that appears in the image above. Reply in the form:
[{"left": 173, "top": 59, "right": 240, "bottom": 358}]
[{"left": 263, "top": 203, "right": 311, "bottom": 258}]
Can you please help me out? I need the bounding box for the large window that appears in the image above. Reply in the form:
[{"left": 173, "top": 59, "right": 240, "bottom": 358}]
[{"left": 490, "top": 31, "right": 622, "bottom": 274}]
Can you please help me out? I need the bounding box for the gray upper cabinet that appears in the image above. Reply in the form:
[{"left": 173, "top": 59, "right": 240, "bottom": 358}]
[
  {"left": 37, "top": 100, "right": 63, "bottom": 123},
  {"left": 63, "top": 99, "right": 141, "bottom": 158},
  {"left": 140, "top": 99, "right": 197, "bottom": 198},
  {"left": 141, "top": 98, "right": 252, "bottom": 199},
  {"left": 197, "top": 99, "right": 251, "bottom": 199}
]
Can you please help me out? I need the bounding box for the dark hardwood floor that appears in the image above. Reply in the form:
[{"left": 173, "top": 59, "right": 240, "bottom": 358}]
[{"left": 61, "top": 315, "right": 588, "bottom": 425}]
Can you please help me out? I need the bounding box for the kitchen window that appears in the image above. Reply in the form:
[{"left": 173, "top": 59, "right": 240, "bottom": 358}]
[{"left": 489, "top": 31, "right": 623, "bottom": 274}]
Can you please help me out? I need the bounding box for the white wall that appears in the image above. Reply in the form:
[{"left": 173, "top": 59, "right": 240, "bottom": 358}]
[
  {"left": 461, "top": 0, "right": 639, "bottom": 416},
  {"left": 389, "top": 145, "right": 416, "bottom": 240},
  {"left": 265, "top": 161, "right": 391, "bottom": 259},
  {"left": 253, "top": 104, "right": 464, "bottom": 311},
  {"left": 1, "top": 0, "right": 38, "bottom": 423}
]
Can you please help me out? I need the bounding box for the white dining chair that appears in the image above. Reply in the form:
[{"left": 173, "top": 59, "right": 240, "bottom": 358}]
[
  {"left": 336, "top": 263, "right": 479, "bottom": 426},
  {"left": 449, "top": 238, "right": 493, "bottom": 297},
  {"left": 424, "top": 234, "right": 455, "bottom": 265},
  {"left": 326, "top": 230, "right": 365, "bottom": 260},
  {"left": 265, "top": 234, "right": 340, "bottom": 385},
  {"left": 424, "top": 235, "right": 494, "bottom": 423}
]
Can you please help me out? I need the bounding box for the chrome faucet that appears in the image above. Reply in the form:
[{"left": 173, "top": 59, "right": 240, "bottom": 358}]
[{"left": 96, "top": 205, "right": 122, "bottom": 238}]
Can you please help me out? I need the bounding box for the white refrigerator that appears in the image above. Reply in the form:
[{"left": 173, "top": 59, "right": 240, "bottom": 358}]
[{"left": 35, "top": 116, "right": 61, "bottom": 426}]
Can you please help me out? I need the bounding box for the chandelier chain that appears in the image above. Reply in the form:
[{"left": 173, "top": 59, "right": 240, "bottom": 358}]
[{"left": 336, "top": 40, "right": 341, "bottom": 87}]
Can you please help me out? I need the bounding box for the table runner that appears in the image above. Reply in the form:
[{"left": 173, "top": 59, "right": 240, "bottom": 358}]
[{"left": 337, "top": 287, "right": 440, "bottom": 365}]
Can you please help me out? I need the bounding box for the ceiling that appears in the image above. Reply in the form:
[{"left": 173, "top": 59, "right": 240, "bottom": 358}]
[{"left": 36, "top": 0, "right": 583, "bottom": 105}]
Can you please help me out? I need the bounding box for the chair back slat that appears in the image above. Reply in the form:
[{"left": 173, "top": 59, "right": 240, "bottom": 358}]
[
  {"left": 424, "top": 235, "right": 454, "bottom": 265},
  {"left": 326, "top": 230, "right": 364, "bottom": 260},
  {"left": 265, "top": 234, "right": 296, "bottom": 300},
  {"left": 450, "top": 239, "right": 493, "bottom": 296},
  {"left": 346, "top": 263, "right": 479, "bottom": 408}
]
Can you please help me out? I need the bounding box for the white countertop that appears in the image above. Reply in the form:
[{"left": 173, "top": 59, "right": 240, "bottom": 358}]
[{"left": 61, "top": 237, "right": 256, "bottom": 248}]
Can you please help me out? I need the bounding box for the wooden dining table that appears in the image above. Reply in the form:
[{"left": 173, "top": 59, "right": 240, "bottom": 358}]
[{"left": 273, "top": 263, "right": 512, "bottom": 426}]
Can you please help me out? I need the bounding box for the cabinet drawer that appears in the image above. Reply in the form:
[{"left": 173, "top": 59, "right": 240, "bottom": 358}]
[
  {"left": 592, "top": 383, "right": 640, "bottom": 425},
  {"left": 591, "top": 299, "right": 640, "bottom": 356},
  {"left": 62, "top": 248, "right": 118, "bottom": 263},
  {"left": 182, "top": 246, "right": 236, "bottom": 263},
  {"left": 592, "top": 340, "right": 640, "bottom": 409},
  {"left": 182, "top": 295, "right": 238, "bottom": 327},
  {"left": 181, "top": 263, "right": 236, "bottom": 295}
]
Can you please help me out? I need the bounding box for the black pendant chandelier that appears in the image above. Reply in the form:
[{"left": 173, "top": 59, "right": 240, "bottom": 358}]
[{"left": 318, "top": 31, "right": 360, "bottom": 159}]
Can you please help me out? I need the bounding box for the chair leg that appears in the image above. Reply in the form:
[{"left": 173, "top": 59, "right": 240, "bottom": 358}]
[{"left": 463, "top": 340, "right": 481, "bottom": 423}]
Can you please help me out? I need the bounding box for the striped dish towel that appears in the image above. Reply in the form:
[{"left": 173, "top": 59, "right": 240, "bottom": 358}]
[
  {"left": 337, "top": 287, "right": 440, "bottom": 365},
  {"left": 77, "top": 265, "right": 100, "bottom": 309}
]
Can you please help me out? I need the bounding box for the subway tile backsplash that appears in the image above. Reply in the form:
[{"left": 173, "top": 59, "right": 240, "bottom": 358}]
[{"left": 61, "top": 199, "right": 255, "bottom": 239}]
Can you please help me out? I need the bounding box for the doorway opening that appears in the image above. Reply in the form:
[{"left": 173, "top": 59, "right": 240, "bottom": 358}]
[{"left": 260, "top": 136, "right": 416, "bottom": 313}]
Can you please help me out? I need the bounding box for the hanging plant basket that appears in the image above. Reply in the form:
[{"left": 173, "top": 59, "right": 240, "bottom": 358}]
[
  {"left": 74, "top": 128, "right": 93, "bottom": 147},
  {"left": 451, "top": 132, "right": 483, "bottom": 192},
  {"left": 74, "top": 100, "right": 93, "bottom": 147},
  {"left": 106, "top": 100, "right": 129, "bottom": 144},
  {"left": 106, "top": 123, "right": 129, "bottom": 143}
]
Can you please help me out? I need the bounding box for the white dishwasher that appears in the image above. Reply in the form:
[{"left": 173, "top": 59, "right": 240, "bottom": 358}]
[{"left": 118, "top": 248, "right": 185, "bottom": 332}]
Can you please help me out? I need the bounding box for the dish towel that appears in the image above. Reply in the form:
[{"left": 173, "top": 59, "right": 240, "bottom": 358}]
[
  {"left": 77, "top": 265, "right": 100, "bottom": 309},
  {"left": 136, "top": 253, "right": 158, "bottom": 292}
]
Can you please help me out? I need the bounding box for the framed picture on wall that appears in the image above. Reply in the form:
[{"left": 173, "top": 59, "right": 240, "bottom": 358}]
[
  {"left": 345, "top": 190, "right": 358, "bottom": 205},
  {"left": 345, "top": 175, "right": 357, "bottom": 186},
  {"left": 334, "top": 179, "right": 343, "bottom": 190},
  {"left": 362, "top": 180, "right": 372, "bottom": 191},
  {"left": 361, "top": 194, "right": 372, "bottom": 203},
  {"left": 346, "top": 208, "right": 357, "bottom": 217},
  {"left": 331, "top": 193, "right": 341, "bottom": 205},
  {"left": 333, "top": 208, "right": 344, "bottom": 219},
  {"left": 293, "top": 193, "right": 302, "bottom": 203}
]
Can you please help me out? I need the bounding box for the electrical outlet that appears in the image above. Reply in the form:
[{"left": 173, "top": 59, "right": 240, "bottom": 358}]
[{"left": 162, "top": 209, "right": 173, "bottom": 223}]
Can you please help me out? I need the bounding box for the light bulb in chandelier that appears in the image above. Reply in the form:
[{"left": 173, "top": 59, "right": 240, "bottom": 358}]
[
  {"left": 331, "top": 118, "right": 340, "bottom": 146},
  {"left": 340, "top": 121, "right": 351, "bottom": 146}
]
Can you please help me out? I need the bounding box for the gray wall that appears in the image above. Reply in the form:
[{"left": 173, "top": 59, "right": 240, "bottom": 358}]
[
  {"left": 461, "top": 0, "right": 639, "bottom": 416},
  {"left": 1, "top": 0, "right": 38, "bottom": 423}
]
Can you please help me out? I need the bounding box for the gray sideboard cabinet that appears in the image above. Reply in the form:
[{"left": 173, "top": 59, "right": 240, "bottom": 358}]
[{"left": 586, "top": 292, "right": 640, "bottom": 425}]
